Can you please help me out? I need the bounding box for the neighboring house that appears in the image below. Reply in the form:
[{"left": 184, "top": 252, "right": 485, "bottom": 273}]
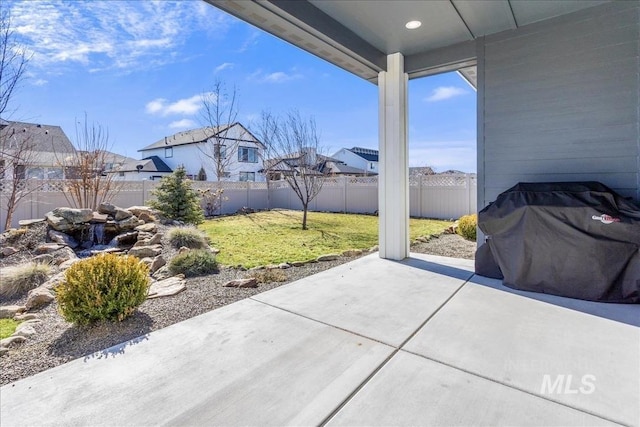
[
  {"left": 77, "top": 150, "right": 137, "bottom": 174},
  {"left": 113, "top": 156, "right": 172, "bottom": 181},
  {"left": 265, "top": 149, "right": 368, "bottom": 180},
  {"left": 0, "top": 120, "right": 75, "bottom": 180},
  {"left": 137, "top": 123, "right": 266, "bottom": 182},
  {"left": 331, "top": 147, "right": 379, "bottom": 174}
]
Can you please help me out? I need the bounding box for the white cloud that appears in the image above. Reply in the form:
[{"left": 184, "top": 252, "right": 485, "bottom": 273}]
[
  {"left": 32, "top": 79, "right": 48, "bottom": 86},
  {"left": 7, "top": 0, "right": 230, "bottom": 73},
  {"left": 169, "top": 119, "right": 196, "bottom": 129},
  {"left": 214, "top": 62, "right": 234, "bottom": 73},
  {"left": 238, "top": 30, "right": 260, "bottom": 53},
  {"left": 145, "top": 93, "right": 208, "bottom": 116},
  {"left": 425, "top": 86, "right": 468, "bottom": 102},
  {"left": 249, "top": 69, "right": 303, "bottom": 84}
]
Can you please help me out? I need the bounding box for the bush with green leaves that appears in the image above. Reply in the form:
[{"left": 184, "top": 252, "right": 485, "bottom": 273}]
[
  {"left": 148, "top": 166, "right": 204, "bottom": 225},
  {"left": 0, "top": 319, "right": 21, "bottom": 339},
  {"left": 56, "top": 253, "right": 150, "bottom": 325},
  {"left": 167, "top": 227, "right": 208, "bottom": 249},
  {"left": 457, "top": 214, "right": 477, "bottom": 241},
  {"left": 0, "top": 262, "right": 51, "bottom": 298},
  {"left": 169, "top": 249, "right": 218, "bottom": 277}
]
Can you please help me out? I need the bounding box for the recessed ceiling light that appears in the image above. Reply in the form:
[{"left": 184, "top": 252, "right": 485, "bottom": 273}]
[{"left": 405, "top": 20, "right": 422, "bottom": 30}]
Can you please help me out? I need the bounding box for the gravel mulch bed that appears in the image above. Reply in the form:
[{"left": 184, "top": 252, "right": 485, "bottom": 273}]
[{"left": 0, "top": 231, "right": 475, "bottom": 386}]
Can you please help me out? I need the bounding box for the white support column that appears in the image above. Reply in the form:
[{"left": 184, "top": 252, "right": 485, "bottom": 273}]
[{"left": 378, "top": 53, "right": 409, "bottom": 260}]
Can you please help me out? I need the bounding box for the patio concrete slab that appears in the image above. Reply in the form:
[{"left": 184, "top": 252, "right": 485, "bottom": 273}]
[
  {"left": 253, "top": 253, "right": 474, "bottom": 346},
  {"left": 0, "top": 298, "right": 393, "bottom": 426},
  {"left": 328, "top": 351, "right": 616, "bottom": 426},
  {"left": 404, "top": 281, "right": 640, "bottom": 426}
]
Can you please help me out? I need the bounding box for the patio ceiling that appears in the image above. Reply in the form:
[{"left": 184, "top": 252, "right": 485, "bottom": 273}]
[{"left": 207, "top": 0, "right": 610, "bottom": 84}]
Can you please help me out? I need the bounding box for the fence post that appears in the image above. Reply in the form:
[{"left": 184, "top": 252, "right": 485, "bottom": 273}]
[
  {"left": 343, "top": 176, "right": 348, "bottom": 213},
  {"left": 466, "top": 174, "right": 471, "bottom": 215}
]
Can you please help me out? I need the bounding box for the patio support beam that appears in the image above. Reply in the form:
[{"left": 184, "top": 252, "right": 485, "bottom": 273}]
[{"left": 378, "top": 52, "right": 409, "bottom": 260}]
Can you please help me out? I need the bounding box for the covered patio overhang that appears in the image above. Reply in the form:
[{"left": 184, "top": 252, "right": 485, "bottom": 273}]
[{"left": 206, "top": 0, "right": 640, "bottom": 260}]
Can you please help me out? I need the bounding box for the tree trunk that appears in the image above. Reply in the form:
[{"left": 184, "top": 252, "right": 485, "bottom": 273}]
[{"left": 302, "top": 203, "right": 308, "bottom": 230}]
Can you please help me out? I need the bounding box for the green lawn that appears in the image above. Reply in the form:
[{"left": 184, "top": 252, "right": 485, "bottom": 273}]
[
  {"left": 199, "top": 210, "right": 451, "bottom": 268},
  {"left": 0, "top": 319, "right": 20, "bottom": 340}
]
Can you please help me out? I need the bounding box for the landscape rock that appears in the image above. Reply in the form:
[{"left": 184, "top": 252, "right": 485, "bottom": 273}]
[
  {"left": 147, "top": 276, "right": 186, "bottom": 299},
  {"left": 0, "top": 347, "right": 8, "bottom": 355},
  {"left": 98, "top": 203, "right": 118, "bottom": 216},
  {"left": 34, "top": 243, "right": 64, "bottom": 255},
  {"left": 51, "top": 247, "right": 77, "bottom": 264},
  {"left": 14, "top": 313, "right": 38, "bottom": 321},
  {"left": 45, "top": 212, "right": 73, "bottom": 232},
  {"left": 126, "top": 206, "right": 155, "bottom": 217},
  {"left": 114, "top": 208, "right": 133, "bottom": 221},
  {"left": 1, "top": 246, "right": 19, "bottom": 257},
  {"left": 138, "top": 257, "right": 153, "bottom": 268},
  {"left": 25, "top": 287, "right": 55, "bottom": 310},
  {"left": 91, "top": 212, "right": 109, "bottom": 223},
  {"left": 137, "top": 231, "right": 154, "bottom": 241},
  {"left": 317, "top": 254, "right": 340, "bottom": 262},
  {"left": 110, "top": 231, "right": 138, "bottom": 247},
  {"left": 291, "top": 261, "right": 307, "bottom": 267},
  {"left": 137, "top": 212, "right": 155, "bottom": 223},
  {"left": 52, "top": 207, "right": 93, "bottom": 224},
  {"left": 369, "top": 245, "right": 379, "bottom": 252},
  {"left": 13, "top": 322, "right": 38, "bottom": 338},
  {"left": 152, "top": 265, "right": 172, "bottom": 280},
  {"left": 41, "top": 271, "right": 66, "bottom": 290},
  {"left": 178, "top": 246, "right": 190, "bottom": 255},
  {"left": 249, "top": 265, "right": 265, "bottom": 271},
  {"left": 209, "top": 246, "right": 220, "bottom": 254},
  {"left": 150, "top": 255, "right": 166, "bottom": 274},
  {"left": 18, "top": 218, "right": 45, "bottom": 227},
  {"left": 148, "top": 233, "right": 163, "bottom": 245},
  {"left": 33, "top": 254, "right": 55, "bottom": 265},
  {"left": 128, "top": 245, "right": 162, "bottom": 258},
  {"left": 135, "top": 223, "right": 156, "bottom": 233},
  {"left": 58, "top": 258, "right": 80, "bottom": 270},
  {"left": 0, "top": 305, "right": 26, "bottom": 319},
  {"left": 278, "top": 263, "right": 291, "bottom": 269},
  {"left": 0, "top": 335, "right": 27, "bottom": 347},
  {"left": 223, "top": 278, "right": 258, "bottom": 288},
  {"left": 116, "top": 216, "right": 140, "bottom": 231},
  {"left": 48, "top": 230, "right": 79, "bottom": 249}
]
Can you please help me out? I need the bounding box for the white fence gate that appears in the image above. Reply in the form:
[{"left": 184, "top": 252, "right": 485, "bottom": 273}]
[{"left": 0, "top": 175, "right": 476, "bottom": 231}]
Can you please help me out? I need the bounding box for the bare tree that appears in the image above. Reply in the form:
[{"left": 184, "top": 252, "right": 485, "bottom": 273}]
[
  {"left": 0, "top": 5, "right": 37, "bottom": 230},
  {"left": 264, "top": 110, "right": 325, "bottom": 230},
  {"left": 0, "top": 127, "right": 41, "bottom": 230},
  {"left": 56, "top": 115, "right": 122, "bottom": 210},
  {"left": 251, "top": 110, "right": 280, "bottom": 210},
  {"left": 0, "top": 5, "right": 28, "bottom": 119},
  {"left": 198, "top": 81, "right": 240, "bottom": 181}
]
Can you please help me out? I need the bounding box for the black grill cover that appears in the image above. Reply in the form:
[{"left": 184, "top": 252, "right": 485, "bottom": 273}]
[{"left": 476, "top": 182, "right": 640, "bottom": 303}]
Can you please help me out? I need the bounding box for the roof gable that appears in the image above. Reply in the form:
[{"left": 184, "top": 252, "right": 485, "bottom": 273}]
[
  {"left": 348, "top": 147, "right": 378, "bottom": 162},
  {"left": 139, "top": 123, "right": 264, "bottom": 151},
  {"left": 0, "top": 121, "right": 74, "bottom": 153}
]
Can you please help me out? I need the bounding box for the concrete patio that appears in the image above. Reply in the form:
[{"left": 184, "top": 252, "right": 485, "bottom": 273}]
[{"left": 1, "top": 253, "right": 638, "bottom": 426}]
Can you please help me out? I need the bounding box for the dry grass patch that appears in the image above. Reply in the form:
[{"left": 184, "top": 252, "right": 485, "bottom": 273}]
[{"left": 0, "top": 263, "right": 51, "bottom": 298}]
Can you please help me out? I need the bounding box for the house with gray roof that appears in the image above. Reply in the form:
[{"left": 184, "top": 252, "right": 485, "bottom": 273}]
[
  {"left": 138, "top": 122, "right": 265, "bottom": 182},
  {"left": 331, "top": 147, "right": 379, "bottom": 175},
  {"left": 113, "top": 156, "right": 173, "bottom": 181}
]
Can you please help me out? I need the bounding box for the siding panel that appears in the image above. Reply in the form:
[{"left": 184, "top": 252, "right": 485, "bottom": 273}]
[{"left": 479, "top": 1, "right": 639, "bottom": 208}]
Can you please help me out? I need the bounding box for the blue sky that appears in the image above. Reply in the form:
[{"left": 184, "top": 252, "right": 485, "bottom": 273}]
[{"left": 6, "top": 0, "right": 477, "bottom": 172}]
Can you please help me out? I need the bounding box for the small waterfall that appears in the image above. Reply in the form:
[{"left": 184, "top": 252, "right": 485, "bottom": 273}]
[{"left": 94, "top": 223, "right": 106, "bottom": 245}]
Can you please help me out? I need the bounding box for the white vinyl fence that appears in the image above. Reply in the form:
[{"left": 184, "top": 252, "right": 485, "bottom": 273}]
[{"left": 0, "top": 175, "right": 476, "bottom": 231}]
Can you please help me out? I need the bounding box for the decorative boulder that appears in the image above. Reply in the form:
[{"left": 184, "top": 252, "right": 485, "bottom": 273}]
[
  {"left": 147, "top": 276, "right": 186, "bottom": 299},
  {"left": 98, "top": 203, "right": 118, "bottom": 216},
  {"left": 135, "top": 223, "right": 157, "bottom": 233},
  {"left": 52, "top": 208, "right": 93, "bottom": 224},
  {"left": 116, "top": 216, "right": 140, "bottom": 231},
  {"left": 126, "top": 206, "right": 155, "bottom": 217},
  {"left": 114, "top": 208, "right": 133, "bottom": 221},
  {"left": 128, "top": 245, "right": 163, "bottom": 258},
  {"left": 316, "top": 254, "right": 340, "bottom": 262},
  {"left": 223, "top": 278, "right": 258, "bottom": 288},
  {"left": 25, "top": 287, "right": 55, "bottom": 310},
  {"left": 34, "top": 243, "right": 64, "bottom": 255},
  {"left": 1, "top": 246, "right": 19, "bottom": 257},
  {"left": 48, "top": 230, "right": 79, "bottom": 249},
  {"left": 0, "top": 305, "right": 26, "bottom": 319}
]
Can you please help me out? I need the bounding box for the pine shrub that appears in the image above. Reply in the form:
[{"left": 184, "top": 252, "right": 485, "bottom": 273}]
[
  {"left": 0, "top": 262, "right": 51, "bottom": 297},
  {"left": 148, "top": 166, "right": 204, "bottom": 225},
  {"left": 457, "top": 214, "right": 477, "bottom": 241},
  {"left": 169, "top": 250, "right": 218, "bottom": 277},
  {"left": 57, "top": 253, "right": 150, "bottom": 325},
  {"left": 167, "top": 227, "right": 208, "bottom": 249}
]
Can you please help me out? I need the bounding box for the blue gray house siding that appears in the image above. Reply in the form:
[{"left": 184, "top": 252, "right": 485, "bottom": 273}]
[{"left": 476, "top": 1, "right": 639, "bottom": 209}]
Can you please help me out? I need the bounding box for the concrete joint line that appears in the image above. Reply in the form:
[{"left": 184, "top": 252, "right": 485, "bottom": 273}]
[{"left": 319, "top": 278, "right": 472, "bottom": 426}]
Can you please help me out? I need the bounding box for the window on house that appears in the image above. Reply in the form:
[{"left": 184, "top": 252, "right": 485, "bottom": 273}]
[
  {"left": 239, "top": 172, "right": 255, "bottom": 182},
  {"left": 238, "top": 146, "right": 258, "bottom": 163},
  {"left": 222, "top": 171, "right": 231, "bottom": 178},
  {"left": 119, "top": 171, "right": 125, "bottom": 177},
  {"left": 370, "top": 163, "right": 375, "bottom": 170},
  {"left": 165, "top": 147, "right": 173, "bottom": 158},
  {"left": 214, "top": 144, "right": 226, "bottom": 159}
]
